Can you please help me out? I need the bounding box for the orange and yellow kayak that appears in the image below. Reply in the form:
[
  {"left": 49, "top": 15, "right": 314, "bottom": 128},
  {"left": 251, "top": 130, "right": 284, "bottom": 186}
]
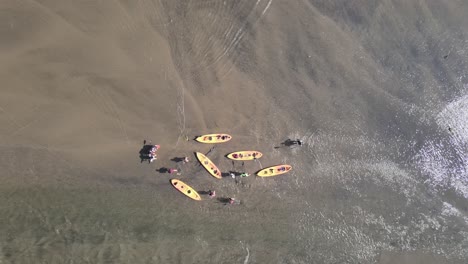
[
  {"left": 195, "top": 134, "right": 232, "bottom": 143},
  {"left": 195, "top": 152, "right": 222, "bottom": 179},
  {"left": 170, "top": 179, "right": 201, "bottom": 201},
  {"left": 256, "top": 165, "right": 292, "bottom": 177},
  {"left": 226, "top": 151, "right": 263, "bottom": 161}
]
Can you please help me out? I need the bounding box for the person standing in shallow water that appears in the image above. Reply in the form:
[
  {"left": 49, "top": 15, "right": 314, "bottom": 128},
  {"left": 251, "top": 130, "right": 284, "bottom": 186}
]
[
  {"left": 282, "top": 139, "right": 303, "bottom": 146},
  {"left": 290, "top": 139, "right": 303, "bottom": 146},
  {"left": 208, "top": 190, "right": 215, "bottom": 198},
  {"left": 277, "top": 139, "right": 303, "bottom": 148},
  {"left": 227, "top": 198, "right": 240, "bottom": 205},
  {"left": 168, "top": 168, "right": 180, "bottom": 175}
]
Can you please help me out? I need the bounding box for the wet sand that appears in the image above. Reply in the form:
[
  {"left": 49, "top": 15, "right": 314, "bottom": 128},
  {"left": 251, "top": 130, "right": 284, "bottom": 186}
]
[{"left": 1, "top": 0, "right": 468, "bottom": 263}]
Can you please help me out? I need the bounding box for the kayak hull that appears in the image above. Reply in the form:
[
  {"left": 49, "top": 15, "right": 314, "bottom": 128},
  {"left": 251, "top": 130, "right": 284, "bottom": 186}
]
[
  {"left": 256, "top": 165, "right": 292, "bottom": 177},
  {"left": 195, "top": 134, "right": 232, "bottom": 143},
  {"left": 170, "top": 179, "right": 201, "bottom": 201},
  {"left": 196, "top": 152, "right": 222, "bottom": 179},
  {"left": 226, "top": 151, "right": 263, "bottom": 160}
]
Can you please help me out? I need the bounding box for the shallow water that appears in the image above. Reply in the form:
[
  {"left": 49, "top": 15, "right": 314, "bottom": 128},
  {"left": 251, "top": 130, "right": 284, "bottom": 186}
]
[{"left": 1, "top": 0, "right": 468, "bottom": 263}]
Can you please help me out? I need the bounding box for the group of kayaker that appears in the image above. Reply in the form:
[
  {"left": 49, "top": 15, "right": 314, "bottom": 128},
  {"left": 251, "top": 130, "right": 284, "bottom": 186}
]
[
  {"left": 140, "top": 144, "right": 160, "bottom": 163},
  {"left": 141, "top": 135, "right": 302, "bottom": 205}
]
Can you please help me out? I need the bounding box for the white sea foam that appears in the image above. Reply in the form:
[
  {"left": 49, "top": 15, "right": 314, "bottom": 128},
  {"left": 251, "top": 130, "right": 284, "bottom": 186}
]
[
  {"left": 441, "top": 202, "right": 468, "bottom": 224},
  {"left": 416, "top": 92, "right": 468, "bottom": 198}
]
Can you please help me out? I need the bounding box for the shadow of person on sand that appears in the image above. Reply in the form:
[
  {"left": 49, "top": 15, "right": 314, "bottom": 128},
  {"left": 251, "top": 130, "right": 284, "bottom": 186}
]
[
  {"left": 156, "top": 167, "right": 168, "bottom": 173},
  {"left": 274, "top": 139, "right": 298, "bottom": 149},
  {"left": 216, "top": 197, "right": 240, "bottom": 205},
  {"left": 140, "top": 156, "right": 149, "bottom": 163},
  {"left": 222, "top": 171, "right": 242, "bottom": 178},
  {"left": 217, "top": 197, "right": 231, "bottom": 203},
  {"left": 171, "top": 157, "right": 184, "bottom": 163},
  {"left": 139, "top": 144, "right": 154, "bottom": 154},
  {"left": 139, "top": 144, "right": 155, "bottom": 162}
]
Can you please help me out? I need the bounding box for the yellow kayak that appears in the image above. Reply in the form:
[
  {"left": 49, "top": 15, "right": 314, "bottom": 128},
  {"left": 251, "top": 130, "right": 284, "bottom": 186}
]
[
  {"left": 195, "top": 134, "right": 232, "bottom": 143},
  {"left": 195, "top": 152, "right": 222, "bottom": 179},
  {"left": 170, "top": 179, "right": 201, "bottom": 201},
  {"left": 256, "top": 165, "right": 292, "bottom": 177},
  {"left": 226, "top": 151, "right": 263, "bottom": 161}
]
